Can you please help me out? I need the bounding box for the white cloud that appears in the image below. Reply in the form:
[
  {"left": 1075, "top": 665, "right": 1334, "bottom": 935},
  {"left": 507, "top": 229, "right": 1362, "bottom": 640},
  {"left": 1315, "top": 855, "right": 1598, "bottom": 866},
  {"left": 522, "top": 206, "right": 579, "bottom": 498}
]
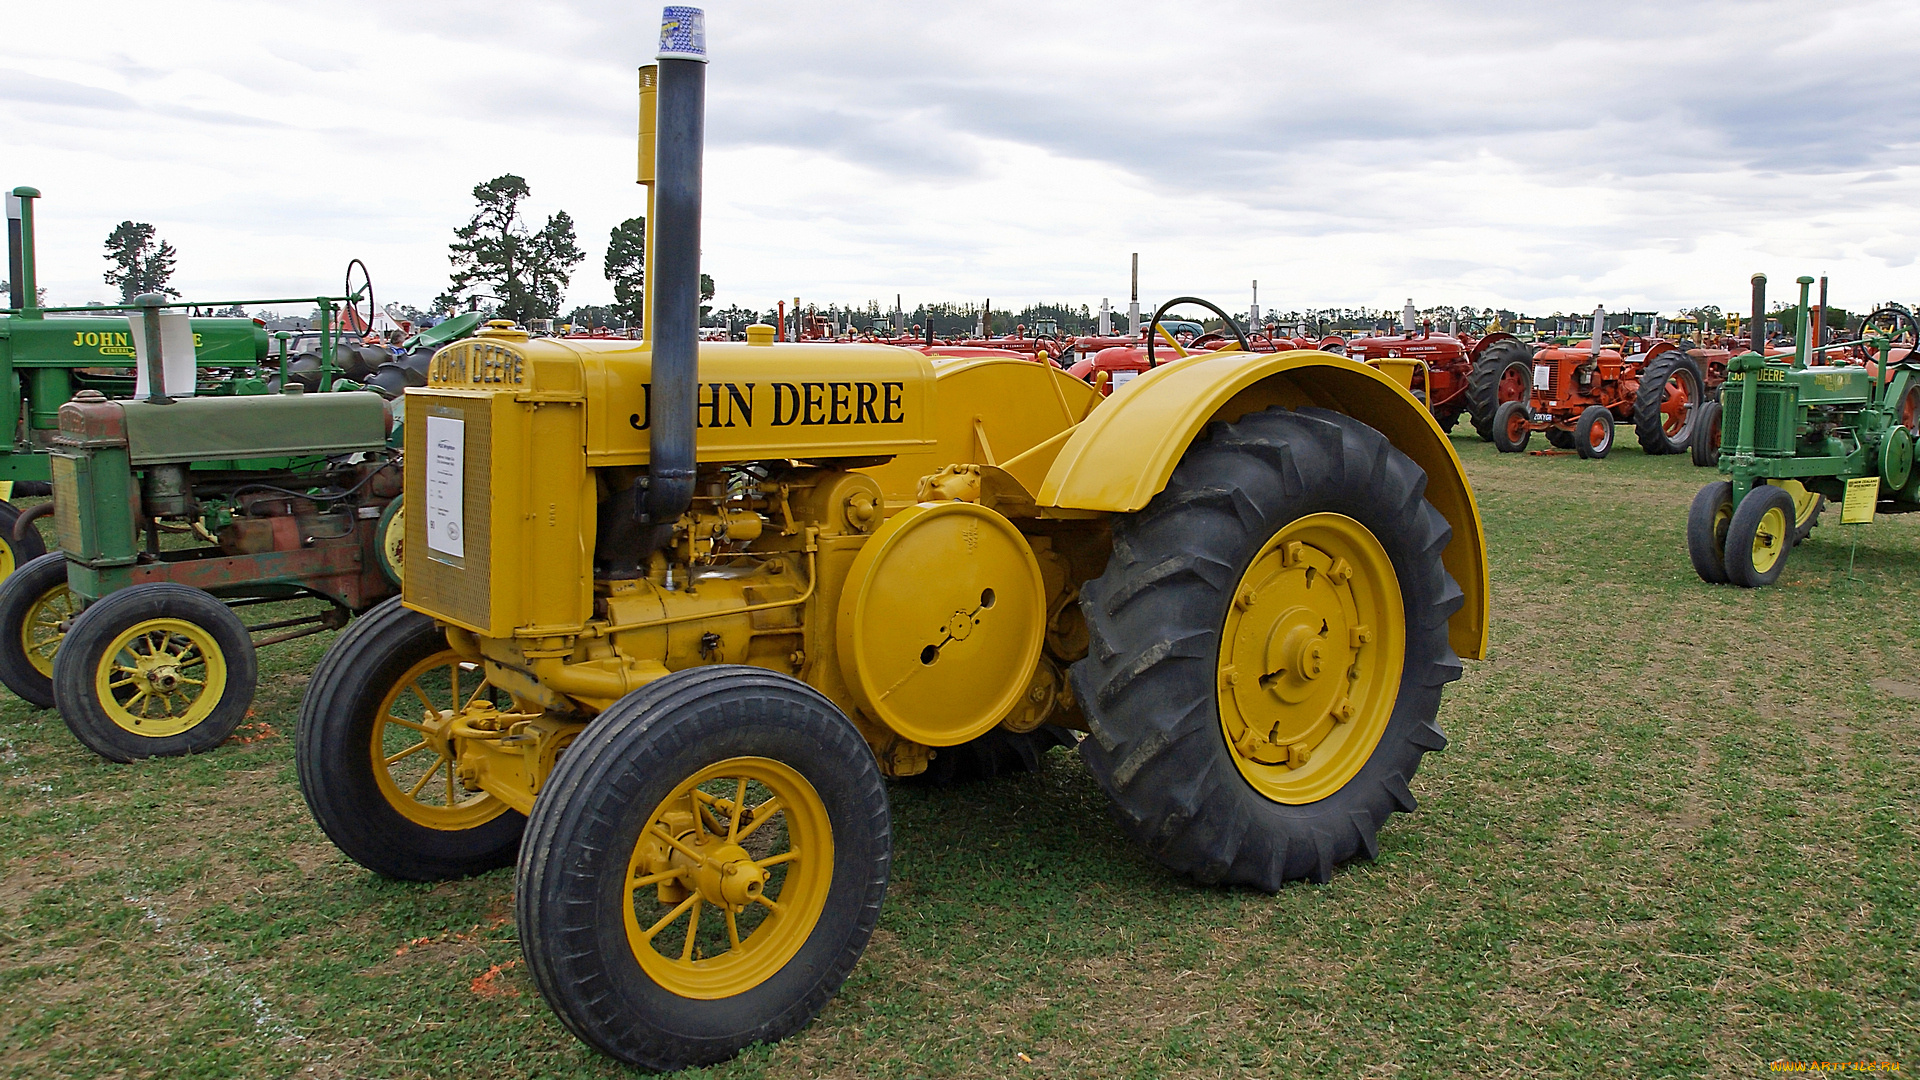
[{"left": 4, "top": 0, "right": 1919, "bottom": 317}]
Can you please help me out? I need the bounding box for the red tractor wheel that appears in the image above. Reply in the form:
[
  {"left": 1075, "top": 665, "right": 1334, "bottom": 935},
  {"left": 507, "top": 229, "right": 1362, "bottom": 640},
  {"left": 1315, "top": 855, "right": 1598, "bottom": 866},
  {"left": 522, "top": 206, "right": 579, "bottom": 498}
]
[
  {"left": 1632, "top": 351, "right": 1705, "bottom": 455},
  {"left": 1491, "top": 401, "right": 1532, "bottom": 453},
  {"left": 1575, "top": 406, "right": 1614, "bottom": 460},
  {"left": 1466, "top": 341, "right": 1533, "bottom": 442}
]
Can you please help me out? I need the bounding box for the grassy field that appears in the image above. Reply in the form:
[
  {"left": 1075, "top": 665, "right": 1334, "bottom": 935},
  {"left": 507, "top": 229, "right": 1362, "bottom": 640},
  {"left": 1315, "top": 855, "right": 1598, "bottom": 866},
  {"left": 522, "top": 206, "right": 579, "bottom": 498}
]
[{"left": 1, "top": 433, "right": 1916, "bottom": 1079}]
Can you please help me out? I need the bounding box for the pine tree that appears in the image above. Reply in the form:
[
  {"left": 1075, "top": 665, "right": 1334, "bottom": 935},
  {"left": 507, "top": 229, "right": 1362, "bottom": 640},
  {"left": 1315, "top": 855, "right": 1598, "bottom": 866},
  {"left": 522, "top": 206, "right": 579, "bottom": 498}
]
[
  {"left": 102, "top": 221, "right": 180, "bottom": 303},
  {"left": 435, "top": 175, "right": 584, "bottom": 323}
]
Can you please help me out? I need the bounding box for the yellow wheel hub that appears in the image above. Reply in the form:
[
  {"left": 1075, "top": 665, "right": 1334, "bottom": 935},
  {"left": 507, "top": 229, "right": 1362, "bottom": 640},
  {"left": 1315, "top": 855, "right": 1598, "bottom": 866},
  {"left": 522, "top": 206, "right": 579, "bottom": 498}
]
[
  {"left": 624, "top": 756, "right": 833, "bottom": 1000},
  {"left": 0, "top": 542, "right": 15, "bottom": 582},
  {"left": 96, "top": 618, "right": 228, "bottom": 738},
  {"left": 370, "top": 649, "right": 510, "bottom": 830},
  {"left": 1217, "top": 513, "right": 1405, "bottom": 804},
  {"left": 1750, "top": 504, "right": 1788, "bottom": 573},
  {"left": 21, "top": 580, "right": 75, "bottom": 678}
]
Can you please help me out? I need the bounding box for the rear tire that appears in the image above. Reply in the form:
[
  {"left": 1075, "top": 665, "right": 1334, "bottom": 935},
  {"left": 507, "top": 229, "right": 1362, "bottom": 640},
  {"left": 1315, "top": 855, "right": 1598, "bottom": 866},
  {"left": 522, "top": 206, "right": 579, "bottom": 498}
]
[
  {"left": 0, "top": 552, "right": 75, "bottom": 707},
  {"left": 1687, "top": 481, "right": 1733, "bottom": 584},
  {"left": 1633, "top": 351, "right": 1705, "bottom": 455},
  {"left": 1725, "top": 484, "right": 1796, "bottom": 588},
  {"left": 517, "top": 667, "right": 889, "bottom": 1070},
  {"left": 1071, "top": 406, "right": 1462, "bottom": 889},
  {"left": 1690, "top": 400, "right": 1722, "bottom": 467},
  {"left": 296, "top": 596, "right": 525, "bottom": 880},
  {"left": 1466, "top": 341, "right": 1533, "bottom": 441},
  {"left": 52, "top": 584, "right": 257, "bottom": 762},
  {"left": 1491, "top": 400, "right": 1531, "bottom": 453},
  {"left": 1574, "top": 406, "right": 1614, "bottom": 459}
]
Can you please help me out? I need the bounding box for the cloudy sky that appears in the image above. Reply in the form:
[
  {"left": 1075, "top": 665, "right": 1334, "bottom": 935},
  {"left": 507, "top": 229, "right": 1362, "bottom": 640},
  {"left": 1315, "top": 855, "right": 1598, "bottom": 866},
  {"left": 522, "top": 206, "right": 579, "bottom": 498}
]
[{"left": 5, "top": 0, "right": 1919, "bottom": 320}]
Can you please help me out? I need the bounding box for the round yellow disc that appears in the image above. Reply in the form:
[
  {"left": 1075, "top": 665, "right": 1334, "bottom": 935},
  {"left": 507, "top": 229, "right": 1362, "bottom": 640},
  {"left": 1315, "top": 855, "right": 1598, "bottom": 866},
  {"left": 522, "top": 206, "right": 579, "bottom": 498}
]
[{"left": 835, "top": 502, "right": 1045, "bottom": 747}]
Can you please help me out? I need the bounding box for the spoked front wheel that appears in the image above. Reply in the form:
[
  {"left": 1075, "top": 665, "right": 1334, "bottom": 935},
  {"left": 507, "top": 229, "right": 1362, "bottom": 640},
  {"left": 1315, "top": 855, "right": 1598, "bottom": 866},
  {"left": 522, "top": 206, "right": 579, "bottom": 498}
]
[
  {"left": 517, "top": 667, "right": 890, "bottom": 1071},
  {"left": 51, "top": 583, "right": 258, "bottom": 761},
  {"left": 0, "top": 552, "right": 77, "bottom": 707}
]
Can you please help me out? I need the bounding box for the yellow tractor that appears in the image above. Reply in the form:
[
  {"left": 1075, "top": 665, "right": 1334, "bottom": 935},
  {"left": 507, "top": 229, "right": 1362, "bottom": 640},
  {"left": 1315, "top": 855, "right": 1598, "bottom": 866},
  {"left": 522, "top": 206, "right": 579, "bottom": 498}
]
[{"left": 295, "top": 10, "right": 1489, "bottom": 1070}]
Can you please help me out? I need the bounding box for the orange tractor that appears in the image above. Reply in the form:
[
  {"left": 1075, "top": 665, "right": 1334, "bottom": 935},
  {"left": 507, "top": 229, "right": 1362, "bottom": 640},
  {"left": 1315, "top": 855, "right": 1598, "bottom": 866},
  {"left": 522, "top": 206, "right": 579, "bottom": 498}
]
[
  {"left": 1347, "top": 300, "right": 1530, "bottom": 435},
  {"left": 1490, "top": 306, "right": 1713, "bottom": 458}
]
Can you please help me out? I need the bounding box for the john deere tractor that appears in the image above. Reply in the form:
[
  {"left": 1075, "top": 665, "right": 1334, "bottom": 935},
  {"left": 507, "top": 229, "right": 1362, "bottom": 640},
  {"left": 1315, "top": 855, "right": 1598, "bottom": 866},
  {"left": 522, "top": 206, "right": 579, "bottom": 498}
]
[
  {"left": 1688, "top": 274, "right": 1918, "bottom": 587},
  {"left": 296, "top": 9, "right": 1489, "bottom": 1071}
]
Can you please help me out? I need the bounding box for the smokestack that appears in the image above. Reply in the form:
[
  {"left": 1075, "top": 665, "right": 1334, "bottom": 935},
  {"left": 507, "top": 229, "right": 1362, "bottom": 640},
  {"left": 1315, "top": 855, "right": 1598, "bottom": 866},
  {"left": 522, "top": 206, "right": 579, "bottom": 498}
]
[
  {"left": 1128, "top": 253, "right": 1139, "bottom": 336},
  {"left": 1590, "top": 305, "right": 1605, "bottom": 358},
  {"left": 641, "top": 5, "right": 707, "bottom": 554},
  {"left": 1750, "top": 274, "right": 1765, "bottom": 354},
  {"left": 1250, "top": 279, "right": 1260, "bottom": 329},
  {"left": 7, "top": 187, "right": 39, "bottom": 314},
  {"left": 1401, "top": 298, "right": 1417, "bottom": 336},
  {"left": 1098, "top": 298, "right": 1111, "bottom": 336}
]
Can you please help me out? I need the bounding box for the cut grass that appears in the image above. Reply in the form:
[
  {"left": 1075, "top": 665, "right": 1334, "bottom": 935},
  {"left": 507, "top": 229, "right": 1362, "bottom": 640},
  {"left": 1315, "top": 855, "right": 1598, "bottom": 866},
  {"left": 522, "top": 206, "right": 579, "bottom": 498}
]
[{"left": 1, "top": 434, "right": 1916, "bottom": 1078}]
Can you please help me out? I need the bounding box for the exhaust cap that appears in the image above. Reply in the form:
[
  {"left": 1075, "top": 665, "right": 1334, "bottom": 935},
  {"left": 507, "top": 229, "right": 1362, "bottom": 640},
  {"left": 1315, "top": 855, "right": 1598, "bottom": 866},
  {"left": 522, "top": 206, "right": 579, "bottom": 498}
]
[{"left": 658, "top": 6, "right": 707, "bottom": 62}]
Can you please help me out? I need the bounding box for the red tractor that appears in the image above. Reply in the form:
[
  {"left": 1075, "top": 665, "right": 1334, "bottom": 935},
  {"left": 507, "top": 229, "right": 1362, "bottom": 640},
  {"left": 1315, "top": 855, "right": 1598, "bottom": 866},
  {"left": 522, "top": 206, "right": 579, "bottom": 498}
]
[
  {"left": 1347, "top": 301, "right": 1528, "bottom": 435},
  {"left": 1489, "top": 307, "right": 1711, "bottom": 458}
]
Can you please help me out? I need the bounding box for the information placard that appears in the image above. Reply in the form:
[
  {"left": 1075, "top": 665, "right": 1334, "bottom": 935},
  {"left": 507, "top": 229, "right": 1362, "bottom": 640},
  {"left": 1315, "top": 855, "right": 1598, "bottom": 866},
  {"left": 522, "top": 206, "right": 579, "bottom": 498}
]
[
  {"left": 424, "top": 415, "right": 466, "bottom": 559},
  {"left": 1841, "top": 476, "right": 1879, "bottom": 525}
]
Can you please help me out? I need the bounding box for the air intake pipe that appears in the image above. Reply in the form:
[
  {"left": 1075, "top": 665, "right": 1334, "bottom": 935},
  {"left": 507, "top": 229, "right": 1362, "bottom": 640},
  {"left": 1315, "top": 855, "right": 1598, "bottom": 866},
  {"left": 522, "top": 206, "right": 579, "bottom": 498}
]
[{"left": 640, "top": 5, "right": 707, "bottom": 556}]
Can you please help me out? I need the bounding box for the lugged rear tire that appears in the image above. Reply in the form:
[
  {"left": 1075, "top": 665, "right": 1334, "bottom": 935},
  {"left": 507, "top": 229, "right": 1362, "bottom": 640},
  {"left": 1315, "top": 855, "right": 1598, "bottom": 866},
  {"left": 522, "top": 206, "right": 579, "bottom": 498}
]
[
  {"left": 296, "top": 596, "right": 525, "bottom": 880},
  {"left": 1071, "top": 406, "right": 1464, "bottom": 888},
  {"left": 517, "top": 667, "right": 889, "bottom": 1070},
  {"left": 1634, "top": 350, "right": 1705, "bottom": 455},
  {"left": 1465, "top": 340, "right": 1533, "bottom": 441}
]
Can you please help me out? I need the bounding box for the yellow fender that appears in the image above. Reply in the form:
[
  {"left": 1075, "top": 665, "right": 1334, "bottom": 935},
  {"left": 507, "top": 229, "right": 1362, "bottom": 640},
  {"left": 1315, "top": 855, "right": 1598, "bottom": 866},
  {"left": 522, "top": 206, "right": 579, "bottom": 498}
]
[{"left": 1036, "top": 350, "right": 1489, "bottom": 660}]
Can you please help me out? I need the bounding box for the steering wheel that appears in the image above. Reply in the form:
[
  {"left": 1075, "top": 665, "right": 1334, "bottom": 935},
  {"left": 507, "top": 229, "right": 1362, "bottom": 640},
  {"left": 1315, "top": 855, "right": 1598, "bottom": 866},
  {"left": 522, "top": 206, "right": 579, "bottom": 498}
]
[
  {"left": 343, "top": 259, "right": 376, "bottom": 338},
  {"left": 1146, "top": 296, "right": 1251, "bottom": 368},
  {"left": 1861, "top": 306, "right": 1920, "bottom": 363}
]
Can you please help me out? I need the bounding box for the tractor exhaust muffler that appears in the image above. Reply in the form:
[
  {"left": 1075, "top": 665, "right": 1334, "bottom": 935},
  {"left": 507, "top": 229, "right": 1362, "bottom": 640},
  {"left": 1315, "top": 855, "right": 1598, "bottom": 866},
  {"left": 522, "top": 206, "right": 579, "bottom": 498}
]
[{"left": 639, "top": 5, "right": 707, "bottom": 558}]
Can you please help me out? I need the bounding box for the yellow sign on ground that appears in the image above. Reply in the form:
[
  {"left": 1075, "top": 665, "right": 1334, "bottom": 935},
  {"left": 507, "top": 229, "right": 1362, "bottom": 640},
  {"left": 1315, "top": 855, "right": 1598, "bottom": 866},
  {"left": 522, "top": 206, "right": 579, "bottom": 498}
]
[{"left": 1842, "top": 476, "right": 1880, "bottom": 524}]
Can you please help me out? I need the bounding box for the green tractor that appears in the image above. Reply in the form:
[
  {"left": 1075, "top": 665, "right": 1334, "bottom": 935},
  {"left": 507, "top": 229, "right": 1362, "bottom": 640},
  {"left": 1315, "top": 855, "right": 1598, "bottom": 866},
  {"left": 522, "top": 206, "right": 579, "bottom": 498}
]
[
  {"left": 0, "top": 186, "right": 473, "bottom": 759},
  {"left": 1687, "top": 273, "right": 1919, "bottom": 587}
]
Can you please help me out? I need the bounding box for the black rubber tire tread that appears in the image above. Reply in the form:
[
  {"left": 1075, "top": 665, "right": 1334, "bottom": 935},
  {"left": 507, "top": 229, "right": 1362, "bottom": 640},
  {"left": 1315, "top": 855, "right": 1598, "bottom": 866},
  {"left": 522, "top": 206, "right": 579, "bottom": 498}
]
[
  {"left": 0, "top": 552, "right": 71, "bottom": 707},
  {"left": 1465, "top": 340, "right": 1533, "bottom": 441},
  {"left": 1071, "top": 406, "right": 1463, "bottom": 890},
  {"left": 1690, "top": 400, "right": 1722, "bottom": 467},
  {"left": 1633, "top": 351, "right": 1705, "bottom": 455},
  {"left": 1491, "top": 400, "right": 1531, "bottom": 453},
  {"left": 53, "top": 583, "right": 258, "bottom": 762},
  {"left": 1574, "top": 406, "right": 1614, "bottom": 460},
  {"left": 1545, "top": 427, "right": 1574, "bottom": 450},
  {"left": 1430, "top": 405, "right": 1464, "bottom": 433},
  {"left": 296, "top": 595, "right": 526, "bottom": 880},
  {"left": 1687, "top": 481, "right": 1733, "bottom": 584},
  {"left": 0, "top": 499, "right": 50, "bottom": 584},
  {"left": 910, "top": 725, "right": 1077, "bottom": 786},
  {"left": 1725, "top": 484, "right": 1797, "bottom": 588},
  {"left": 517, "top": 666, "right": 890, "bottom": 1071}
]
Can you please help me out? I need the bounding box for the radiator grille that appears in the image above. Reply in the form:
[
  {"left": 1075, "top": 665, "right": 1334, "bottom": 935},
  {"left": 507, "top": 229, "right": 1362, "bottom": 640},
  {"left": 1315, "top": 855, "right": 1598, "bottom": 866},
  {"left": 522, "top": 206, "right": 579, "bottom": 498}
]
[
  {"left": 403, "top": 395, "right": 494, "bottom": 632},
  {"left": 50, "top": 455, "right": 84, "bottom": 557}
]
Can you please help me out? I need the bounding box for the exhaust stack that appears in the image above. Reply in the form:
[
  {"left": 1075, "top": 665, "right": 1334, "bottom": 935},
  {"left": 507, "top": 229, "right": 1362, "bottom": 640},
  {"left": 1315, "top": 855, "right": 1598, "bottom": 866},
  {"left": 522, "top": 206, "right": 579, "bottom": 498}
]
[{"left": 641, "top": 5, "right": 707, "bottom": 556}]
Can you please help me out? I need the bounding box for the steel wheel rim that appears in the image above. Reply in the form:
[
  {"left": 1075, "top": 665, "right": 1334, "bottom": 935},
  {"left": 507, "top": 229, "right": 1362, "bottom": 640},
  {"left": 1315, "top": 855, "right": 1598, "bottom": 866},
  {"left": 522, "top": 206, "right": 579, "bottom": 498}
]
[
  {"left": 21, "top": 580, "right": 74, "bottom": 678},
  {"left": 95, "top": 618, "right": 228, "bottom": 738},
  {"left": 370, "top": 649, "right": 509, "bottom": 830},
  {"left": 0, "top": 541, "right": 15, "bottom": 582},
  {"left": 1751, "top": 505, "right": 1788, "bottom": 573},
  {"left": 1216, "top": 513, "right": 1405, "bottom": 805},
  {"left": 623, "top": 756, "right": 834, "bottom": 999},
  {"left": 1663, "top": 370, "right": 1698, "bottom": 437},
  {"left": 1498, "top": 362, "right": 1528, "bottom": 404},
  {"left": 1505, "top": 410, "right": 1529, "bottom": 444}
]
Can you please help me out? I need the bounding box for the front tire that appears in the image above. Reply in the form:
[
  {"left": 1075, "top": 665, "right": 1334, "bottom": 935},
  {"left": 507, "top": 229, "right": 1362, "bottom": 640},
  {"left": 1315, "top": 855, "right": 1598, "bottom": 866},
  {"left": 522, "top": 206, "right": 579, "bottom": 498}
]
[
  {"left": 52, "top": 583, "right": 258, "bottom": 762},
  {"left": 1690, "top": 400, "right": 1722, "bottom": 467},
  {"left": 296, "top": 596, "right": 524, "bottom": 880},
  {"left": 1072, "top": 407, "right": 1463, "bottom": 888},
  {"left": 1725, "top": 484, "right": 1796, "bottom": 588},
  {"left": 1574, "top": 405, "right": 1614, "bottom": 459},
  {"left": 0, "top": 499, "right": 50, "bottom": 587},
  {"left": 517, "top": 667, "right": 889, "bottom": 1070},
  {"left": 1492, "top": 400, "right": 1532, "bottom": 453},
  {"left": 1687, "top": 481, "right": 1733, "bottom": 584},
  {"left": 0, "top": 552, "right": 76, "bottom": 707}
]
